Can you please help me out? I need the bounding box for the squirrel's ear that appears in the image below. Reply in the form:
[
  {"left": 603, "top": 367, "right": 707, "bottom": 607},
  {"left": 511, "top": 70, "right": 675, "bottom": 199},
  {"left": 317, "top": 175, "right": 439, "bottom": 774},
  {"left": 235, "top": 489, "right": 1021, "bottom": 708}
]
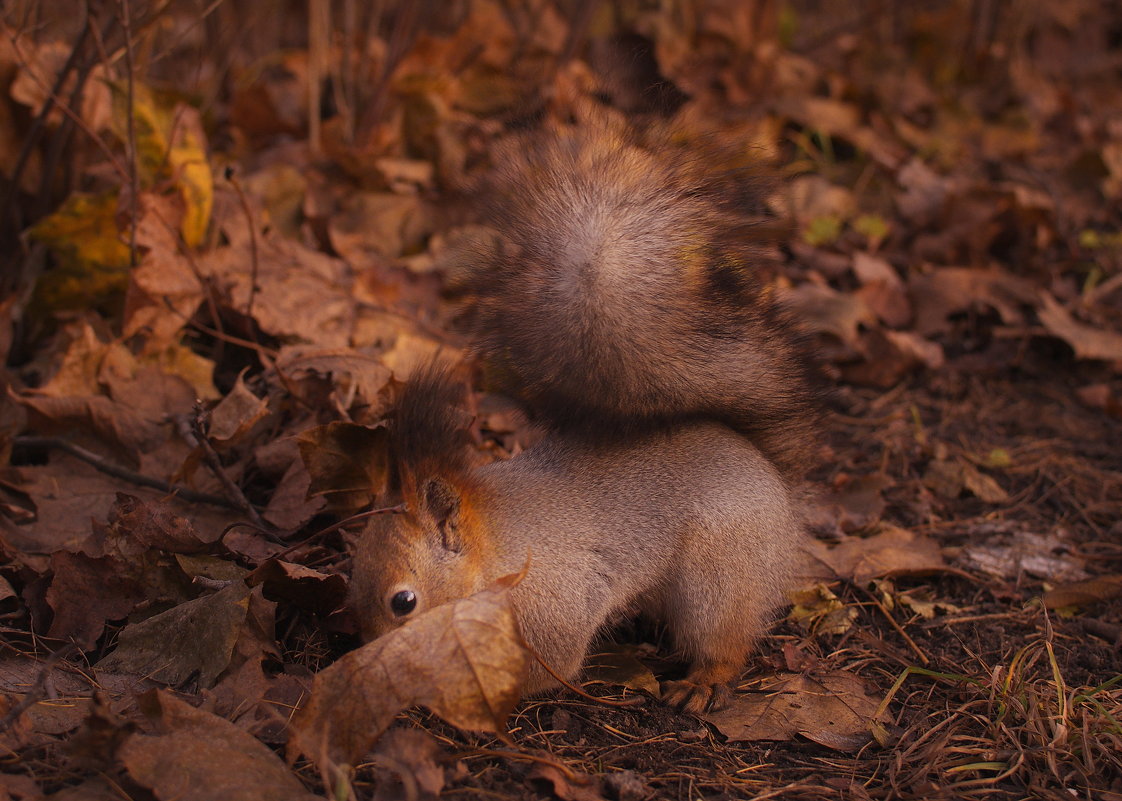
[{"left": 421, "top": 477, "right": 465, "bottom": 554}]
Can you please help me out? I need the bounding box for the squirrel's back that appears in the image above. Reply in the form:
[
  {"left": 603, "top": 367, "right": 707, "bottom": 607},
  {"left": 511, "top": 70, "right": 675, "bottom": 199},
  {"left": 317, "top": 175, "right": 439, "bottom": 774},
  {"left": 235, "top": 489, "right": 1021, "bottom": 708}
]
[{"left": 466, "top": 124, "right": 818, "bottom": 476}]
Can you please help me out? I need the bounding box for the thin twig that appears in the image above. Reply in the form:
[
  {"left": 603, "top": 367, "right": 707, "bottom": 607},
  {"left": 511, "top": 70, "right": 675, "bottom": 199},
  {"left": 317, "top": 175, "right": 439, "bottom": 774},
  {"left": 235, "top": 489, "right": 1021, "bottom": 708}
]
[
  {"left": 0, "top": 643, "right": 78, "bottom": 734},
  {"left": 13, "top": 435, "right": 238, "bottom": 509},
  {"left": 0, "top": 11, "right": 90, "bottom": 232},
  {"left": 223, "top": 167, "right": 261, "bottom": 320},
  {"left": 181, "top": 405, "right": 269, "bottom": 530},
  {"left": 117, "top": 0, "right": 140, "bottom": 270},
  {"left": 859, "top": 583, "right": 930, "bottom": 666}
]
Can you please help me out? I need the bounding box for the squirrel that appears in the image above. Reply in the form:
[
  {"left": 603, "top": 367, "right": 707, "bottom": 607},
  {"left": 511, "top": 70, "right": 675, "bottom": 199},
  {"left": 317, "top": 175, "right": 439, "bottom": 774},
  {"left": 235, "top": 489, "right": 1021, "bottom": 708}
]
[{"left": 348, "top": 122, "right": 815, "bottom": 714}]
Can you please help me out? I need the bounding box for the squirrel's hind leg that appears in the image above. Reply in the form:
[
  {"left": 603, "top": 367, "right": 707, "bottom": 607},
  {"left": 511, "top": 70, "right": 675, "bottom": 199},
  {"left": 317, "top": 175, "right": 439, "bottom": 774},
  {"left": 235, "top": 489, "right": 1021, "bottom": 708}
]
[{"left": 660, "top": 535, "right": 780, "bottom": 714}]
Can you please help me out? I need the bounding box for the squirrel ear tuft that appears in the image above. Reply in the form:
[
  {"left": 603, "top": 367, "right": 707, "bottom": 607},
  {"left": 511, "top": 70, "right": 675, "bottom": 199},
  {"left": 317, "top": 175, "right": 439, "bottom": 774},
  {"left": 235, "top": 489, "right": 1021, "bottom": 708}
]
[{"left": 422, "top": 477, "right": 464, "bottom": 553}]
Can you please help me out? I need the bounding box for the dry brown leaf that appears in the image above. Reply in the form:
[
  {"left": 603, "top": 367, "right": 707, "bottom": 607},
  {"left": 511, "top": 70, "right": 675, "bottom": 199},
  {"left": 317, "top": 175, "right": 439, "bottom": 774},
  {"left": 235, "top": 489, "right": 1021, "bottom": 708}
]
[
  {"left": 41, "top": 778, "right": 123, "bottom": 801},
  {"left": 274, "top": 347, "right": 393, "bottom": 410},
  {"left": 959, "top": 527, "right": 1089, "bottom": 583},
  {"left": 1042, "top": 575, "right": 1122, "bottom": 610},
  {"left": 100, "top": 354, "right": 198, "bottom": 425},
  {"left": 262, "top": 459, "right": 325, "bottom": 531},
  {"left": 328, "top": 191, "right": 430, "bottom": 265},
  {"left": 812, "top": 473, "right": 888, "bottom": 534},
  {"left": 0, "top": 772, "right": 42, "bottom": 800},
  {"left": 776, "top": 96, "right": 906, "bottom": 168},
  {"left": 704, "top": 671, "right": 883, "bottom": 751},
  {"left": 296, "top": 421, "right": 390, "bottom": 512},
  {"left": 45, "top": 551, "right": 148, "bottom": 649},
  {"left": 122, "top": 193, "right": 203, "bottom": 346},
  {"left": 1037, "top": 292, "right": 1122, "bottom": 362},
  {"left": 17, "top": 394, "right": 162, "bottom": 465},
  {"left": 370, "top": 729, "right": 449, "bottom": 801},
  {"left": 925, "top": 459, "right": 1008, "bottom": 503},
  {"left": 247, "top": 560, "right": 347, "bottom": 615},
  {"left": 806, "top": 525, "right": 946, "bottom": 584},
  {"left": 4, "top": 455, "right": 225, "bottom": 559},
  {"left": 102, "top": 494, "right": 217, "bottom": 557},
  {"left": 781, "top": 283, "right": 874, "bottom": 346},
  {"left": 908, "top": 267, "right": 1035, "bottom": 337},
  {"left": 895, "top": 158, "right": 956, "bottom": 224},
  {"left": 96, "top": 582, "right": 257, "bottom": 689},
  {"left": 854, "top": 282, "right": 911, "bottom": 330},
  {"left": 292, "top": 574, "right": 529, "bottom": 767},
  {"left": 9, "top": 37, "right": 110, "bottom": 131},
  {"left": 1075, "top": 383, "right": 1122, "bottom": 420},
  {"left": 208, "top": 374, "right": 270, "bottom": 447},
  {"left": 843, "top": 329, "right": 944, "bottom": 388},
  {"left": 198, "top": 231, "right": 356, "bottom": 349},
  {"left": 789, "top": 584, "right": 858, "bottom": 635},
  {"left": 777, "top": 174, "right": 857, "bottom": 227},
  {"left": 120, "top": 690, "right": 318, "bottom": 801},
  {"left": 528, "top": 763, "right": 608, "bottom": 801}
]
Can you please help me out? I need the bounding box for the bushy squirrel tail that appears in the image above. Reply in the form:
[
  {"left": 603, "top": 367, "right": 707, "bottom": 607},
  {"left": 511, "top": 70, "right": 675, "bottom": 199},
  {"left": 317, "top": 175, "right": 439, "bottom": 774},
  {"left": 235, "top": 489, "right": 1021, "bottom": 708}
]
[{"left": 464, "top": 122, "right": 819, "bottom": 478}]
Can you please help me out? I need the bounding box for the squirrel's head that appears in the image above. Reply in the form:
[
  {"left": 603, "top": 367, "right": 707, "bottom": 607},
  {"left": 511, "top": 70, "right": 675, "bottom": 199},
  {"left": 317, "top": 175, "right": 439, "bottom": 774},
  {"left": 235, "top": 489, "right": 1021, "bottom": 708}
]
[{"left": 349, "top": 474, "right": 487, "bottom": 641}]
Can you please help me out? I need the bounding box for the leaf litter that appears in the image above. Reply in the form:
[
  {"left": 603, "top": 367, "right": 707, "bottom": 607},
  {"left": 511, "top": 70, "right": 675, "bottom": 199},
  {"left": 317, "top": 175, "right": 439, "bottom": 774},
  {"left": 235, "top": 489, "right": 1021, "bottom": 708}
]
[{"left": 0, "top": 2, "right": 1120, "bottom": 800}]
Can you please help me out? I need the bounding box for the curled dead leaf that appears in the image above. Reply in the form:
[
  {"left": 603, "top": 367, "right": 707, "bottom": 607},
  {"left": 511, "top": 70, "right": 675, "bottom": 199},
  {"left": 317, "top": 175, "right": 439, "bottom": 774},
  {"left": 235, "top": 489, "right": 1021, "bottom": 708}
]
[{"left": 292, "top": 574, "right": 529, "bottom": 768}]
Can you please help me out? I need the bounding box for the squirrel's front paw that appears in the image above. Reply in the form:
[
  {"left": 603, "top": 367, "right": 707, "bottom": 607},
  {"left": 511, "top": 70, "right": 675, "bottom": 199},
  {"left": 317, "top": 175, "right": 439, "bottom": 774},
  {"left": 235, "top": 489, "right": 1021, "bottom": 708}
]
[{"left": 661, "top": 679, "right": 733, "bottom": 714}]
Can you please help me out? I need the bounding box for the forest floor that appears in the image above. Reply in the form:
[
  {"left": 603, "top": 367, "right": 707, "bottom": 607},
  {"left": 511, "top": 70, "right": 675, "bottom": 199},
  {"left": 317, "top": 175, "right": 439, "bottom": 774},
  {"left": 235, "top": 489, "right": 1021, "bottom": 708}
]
[{"left": 0, "top": 2, "right": 1120, "bottom": 800}]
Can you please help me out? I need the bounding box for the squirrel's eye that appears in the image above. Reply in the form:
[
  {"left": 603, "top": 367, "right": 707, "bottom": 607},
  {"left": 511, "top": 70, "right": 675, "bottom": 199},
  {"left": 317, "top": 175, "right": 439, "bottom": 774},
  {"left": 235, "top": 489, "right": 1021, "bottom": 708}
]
[{"left": 390, "top": 589, "right": 417, "bottom": 617}]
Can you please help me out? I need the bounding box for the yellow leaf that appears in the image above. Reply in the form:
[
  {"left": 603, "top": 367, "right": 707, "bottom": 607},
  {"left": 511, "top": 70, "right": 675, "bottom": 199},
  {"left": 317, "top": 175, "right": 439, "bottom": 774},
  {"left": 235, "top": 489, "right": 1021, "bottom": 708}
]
[
  {"left": 29, "top": 191, "right": 131, "bottom": 311},
  {"left": 109, "top": 82, "right": 213, "bottom": 247}
]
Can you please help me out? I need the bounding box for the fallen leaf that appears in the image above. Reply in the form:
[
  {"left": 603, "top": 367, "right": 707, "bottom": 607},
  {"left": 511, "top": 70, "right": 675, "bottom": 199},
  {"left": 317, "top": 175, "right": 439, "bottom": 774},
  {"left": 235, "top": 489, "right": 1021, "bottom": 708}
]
[
  {"left": 897, "top": 589, "right": 962, "bottom": 619},
  {"left": 122, "top": 194, "right": 204, "bottom": 347},
  {"left": 0, "top": 772, "right": 41, "bottom": 800},
  {"left": 262, "top": 459, "right": 325, "bottom": 531},
  {"left": 96, "top": 582, "right": 256, "bottom": 689},
  {"left": 28, "top": 192, "right": 130, "bottom": 313},
  {"left": 1075, "top": 383, "right": 1122, "bottom": 420},
  {"left": 328, "top": 191, "right": 430, "bottom": 265},
  {"left": 895, "top": 158, "right": 955, "bottom": 224},
  {"left": 843, "top": 329, "right": 943, "bottom": 387},
  {"left": 908, "top": 267, "right": 1035, "bottom": 337},
  {"left": 370, "top": 729, "right": 448, "bottom": 801},
  {"left": 102, "top": 494, "right": 216, "bottom": 558},
  {"left": 1037, "top": 292, "right": 1122, "bottom": 362},
  {"left": 198, "top": 233, "right": 356, "bottom": 349},
  {"left": 959, "top": 526, "right": 1089, "bottom": 583},
  {"left": 207, "top": 374, "right": 270, "bottom": 447},
  {"left": 42, "top": 778, "right": 126, "bottom": 800},
  {"left": 806, "top": 525, "right": 946, "bottom": 583},
  {"left": 46, "top": 551, "right": 147, "bottom": 649},
  {"left": 781, "top": 283, "right": 874, "bottom": 346},
  {"left": 120, "top": 690, "right": 318, "bottom": 801},
  {"left": 274, "top": 347, "right": 393, "bottom": 411},
  {"left": 296, "top": 421, "right": 390, "bottom": 512},
  {"left": 704, "top": 671, "right": 883, "bottom": 751},
  {"left": 108, "top": 82, "right": 213, "bottom": 247},
  {"left": 17, "top": 392, "right": 162, "bottom": 465},
  {"left": 292, "top": 574, "right": 529, "bottom": 767},
  {"left": 789, "top": 584, "right": 858, "bottom": 635},
  {"left": 247, "top": 560, "right": 347, "bottom": 615},
  {"left": 1042, "top": 575, "right": 1122, "bottom": 610},
  {"left": 528, "top": 763, "right": 608, "bottom": 801}
]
